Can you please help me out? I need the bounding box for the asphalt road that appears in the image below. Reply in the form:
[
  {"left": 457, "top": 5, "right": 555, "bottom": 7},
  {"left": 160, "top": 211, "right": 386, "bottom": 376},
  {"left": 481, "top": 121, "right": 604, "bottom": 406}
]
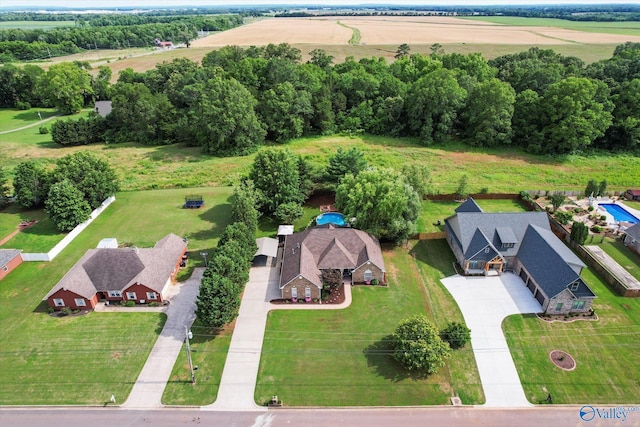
[{"left": 2, "top": 407, "right": 638, "bottom": 427}]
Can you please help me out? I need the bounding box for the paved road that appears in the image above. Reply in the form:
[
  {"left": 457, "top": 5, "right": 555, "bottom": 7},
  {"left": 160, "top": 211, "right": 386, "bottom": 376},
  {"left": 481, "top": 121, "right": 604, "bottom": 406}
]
[
  {"left": 122, "top": 268, "right": 203, "bottom": 408},
  {"left": 3, "top": 406, "right": 635, "bottom": 427},
  {"left": 442, "top": 273, "right": 542, "bottom": 407}
]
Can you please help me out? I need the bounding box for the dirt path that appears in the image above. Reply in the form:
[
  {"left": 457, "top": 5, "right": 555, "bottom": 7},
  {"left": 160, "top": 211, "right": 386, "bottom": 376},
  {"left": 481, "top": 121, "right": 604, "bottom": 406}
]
[
  {"left": 0, "top": 220, "right": 38, "bottom": 246},
  {"left": 0, "top": 114, "right": 61, "bottom": 135}
]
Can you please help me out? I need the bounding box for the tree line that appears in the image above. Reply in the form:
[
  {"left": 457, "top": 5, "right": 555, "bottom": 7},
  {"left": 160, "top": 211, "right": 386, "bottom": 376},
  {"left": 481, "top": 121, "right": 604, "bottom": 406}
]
[
  {"left": 3, "top": 42, "right": 639, "bottom": 155},
  {"left": 0, "top": 14, "right": 243, "bottom": 62}
]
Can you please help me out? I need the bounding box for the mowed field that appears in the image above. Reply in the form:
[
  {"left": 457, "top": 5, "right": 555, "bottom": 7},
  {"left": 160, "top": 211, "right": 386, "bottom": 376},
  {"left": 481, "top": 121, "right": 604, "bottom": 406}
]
[{"left": 190, "top": 16, "right": 640, "bottom": 48}]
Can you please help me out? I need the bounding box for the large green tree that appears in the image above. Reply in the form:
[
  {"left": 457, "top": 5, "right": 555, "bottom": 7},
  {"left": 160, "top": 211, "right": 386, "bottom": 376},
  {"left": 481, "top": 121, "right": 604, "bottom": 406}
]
[
  {"left": 45, "top": 180, "right": 91, "bottom": 232},
  {"left": 189, "top": 75, "right": 265, "bottom": 156},
  {"left": 257, "top": 81, "right": 312, "bottom": 143},
  {"left": 0, "top": 166, "right": 10, "bottom": 206},
  {"left": 325, "top": 147, "right": 368, "bottom": 184},
  {"left": 406, "top": 68, "right": 467, "bottom": 144},
  {"left": 196, "top": 270, "right": 241, "bottom": 327},
  {"left": 461, "top": 78, "right": 515, "bottom": 147},
  {"left": 230, "top": 180, "right": 260, "bottom": 232},
  {"left": 13, "top": 161, "right": 50, "bottom": 209},
  {"left": 54, "top": 152, "right": 119, "bottom": 209},
  {"left": 336, "top": 167, "right": 420, "bottom": 242},
  {"left": 249, "top": 148, "right": 304, "bottom": 216},
  {"left": 392, "top": 315, "right": 451, "bottom": 374},
  {"left": 38, "top": 62, "right": 92, "bottom": 114}
]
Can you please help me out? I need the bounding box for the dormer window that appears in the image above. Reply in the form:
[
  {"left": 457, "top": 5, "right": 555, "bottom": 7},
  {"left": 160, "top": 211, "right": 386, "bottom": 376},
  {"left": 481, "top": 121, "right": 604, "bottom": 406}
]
[
  {"left": 570, "top": 282, "right": 579, "bottom": 292},
  {"left": 502, "top": 243, "right": 514, "bottom": 249}
]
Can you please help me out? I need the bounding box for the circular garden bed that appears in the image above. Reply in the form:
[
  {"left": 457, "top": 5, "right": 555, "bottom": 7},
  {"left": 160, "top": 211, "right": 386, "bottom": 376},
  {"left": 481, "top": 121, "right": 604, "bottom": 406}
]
[{"left": 549, "top": 350, "right": 576, "bottom": 371}]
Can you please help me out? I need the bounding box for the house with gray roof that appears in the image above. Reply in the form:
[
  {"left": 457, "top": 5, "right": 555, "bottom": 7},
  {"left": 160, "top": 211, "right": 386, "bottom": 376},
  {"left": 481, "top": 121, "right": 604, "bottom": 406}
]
[
  {"left": 279, "top": 225, "right": 385, "bottom": 301},
  {"left": 0, "top": 249, "right": 22, "bottom": 281},
  {"left": 45, "top": 234, "right": 186, "bottom": 310},
  {"left": 445, "top": 198, "right": 596, "bottom": 314},
  {"left": 623, "top": 222, "right": 640, "bottom": 256}
]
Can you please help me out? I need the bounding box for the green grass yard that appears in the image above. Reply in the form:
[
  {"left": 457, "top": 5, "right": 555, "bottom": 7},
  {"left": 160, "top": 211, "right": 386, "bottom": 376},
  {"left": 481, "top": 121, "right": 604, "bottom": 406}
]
[
  {"left": 255, "top": 241, "right": 484, "bottom": 406},
  {"left": 594, "top": 237, "right": 640, "bottom": 282},
  {"left": 418, "top": 198, "right": 528, "bottom": 232},
  {"left": 0, "top": 187, "right": 231, "bottom": 404},
  {"left": 504, "top": 268, "right": 640, "bottom": 404},
  {"left": 0, "top": 108, "right": 59, "bottom": 132}
]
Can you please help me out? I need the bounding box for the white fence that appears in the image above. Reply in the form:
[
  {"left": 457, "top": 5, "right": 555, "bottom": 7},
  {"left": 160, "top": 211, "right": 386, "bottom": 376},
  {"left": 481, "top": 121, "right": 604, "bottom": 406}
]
[{"left": 20, "top": 196, "right": 116, "bottom": 262}]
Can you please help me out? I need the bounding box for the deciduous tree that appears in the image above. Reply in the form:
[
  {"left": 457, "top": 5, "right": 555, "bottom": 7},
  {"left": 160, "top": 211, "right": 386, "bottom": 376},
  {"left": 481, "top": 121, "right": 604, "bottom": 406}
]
[
  {"left": 54, "top": 152, "right": 119, "bottom": 209},
  {"left": 45, "top": 179, "right": 91, "bottom": 232},
  {"left": 13, "top": 161, "right": 50, "bottom": 209},
  {"left": 196, "top": 271, "right": 241, "bottom": 327},
  {"left": 38, "top": 62, "right": 92, "bottom": 114},
  {"left": 249, "top": 148, "right": 304, "bottom": 216},
  {"left": 392, "top": 315, "right": 451, "bottom": 374}
]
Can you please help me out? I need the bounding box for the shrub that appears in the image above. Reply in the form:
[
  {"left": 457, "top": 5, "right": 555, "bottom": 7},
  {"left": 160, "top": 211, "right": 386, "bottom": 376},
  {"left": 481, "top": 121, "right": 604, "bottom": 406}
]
[
  {"left": 440, "top": 322, "right": 471, "bottom": 349},
  {"left": 591, "top": 225, "right": 603, "bottom": 233},
  {"left": 600, "top": 215, "right": 607, "bottom": 221},
  {"left": 479, "top": 187, "right": 489, "bottom": 194},
  {"left": 554, "top": 211, "right": 573, "bottom": 225},
  {"left": 392, "top": 315, "right": 451, "bottom": 374},
  {"left": 371, "top": 278, "right": 379, "bottom": 286},
  {"left": 588, "top": 206, "right": 594, "bottom": 212},
  {"left": 125, "top": 300, "right": 135, "bottom": 307},
  {"left": 61, "top": 307, "right": 70, "bottom": 315},
  {"left": 16, "top": 101, "right": 31, "bottom": 110},
  {"left": 39, "top": 125, "right": 49, "bottom": 134}
]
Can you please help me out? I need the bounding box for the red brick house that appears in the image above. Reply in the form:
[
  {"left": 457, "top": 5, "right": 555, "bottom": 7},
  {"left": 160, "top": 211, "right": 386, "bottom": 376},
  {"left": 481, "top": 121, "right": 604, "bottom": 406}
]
[
  {"left": 0, "top": 249, "right": 23, "bottom": 281},
  {"left": 279, "top": 225, "right": 385, "bottom": 301},
  {"left": 45, "top": 234, "right": 186, "bottom": 310}
]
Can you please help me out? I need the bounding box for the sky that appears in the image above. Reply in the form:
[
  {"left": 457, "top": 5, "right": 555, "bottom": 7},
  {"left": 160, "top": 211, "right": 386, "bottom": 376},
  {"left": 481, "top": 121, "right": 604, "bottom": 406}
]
[{"left": 2, "top": 0, "right": 640, "bottom": 8}]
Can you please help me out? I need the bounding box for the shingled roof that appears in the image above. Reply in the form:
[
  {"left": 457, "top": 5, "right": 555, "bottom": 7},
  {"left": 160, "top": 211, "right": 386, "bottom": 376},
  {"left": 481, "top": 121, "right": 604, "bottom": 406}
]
[
  {"left": 0, "top": 249, "right": 22, "bottom": 268},
  {"left": 280, "top": 226, "right": 385, "bottom": 289},
  {"left": 45, "top": 234, "right": 186, "bottom": 300}
]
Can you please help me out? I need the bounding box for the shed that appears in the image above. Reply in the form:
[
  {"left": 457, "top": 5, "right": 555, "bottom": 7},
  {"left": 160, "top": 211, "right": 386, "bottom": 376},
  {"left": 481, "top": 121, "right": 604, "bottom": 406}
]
[
  {"left": 94, "top": 101, "right": 112, "bottom": 118},
  {"left": 0, "top": 249, "right": 23, "bottom": 280}
]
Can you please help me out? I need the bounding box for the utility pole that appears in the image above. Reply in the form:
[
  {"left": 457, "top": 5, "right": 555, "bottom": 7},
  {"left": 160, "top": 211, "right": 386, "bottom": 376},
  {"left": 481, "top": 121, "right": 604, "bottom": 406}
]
[{"left": 185, "top": 326, "right": 195, "bottom": 384}]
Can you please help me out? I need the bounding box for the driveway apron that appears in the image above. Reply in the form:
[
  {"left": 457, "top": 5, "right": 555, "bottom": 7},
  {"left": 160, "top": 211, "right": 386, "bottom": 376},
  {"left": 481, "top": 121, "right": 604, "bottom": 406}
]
[
  {"left": 122, "top": 268, "right": 203, "bottom": 408},
  {"left": 441, "top": 273, "right": 542, "bottom": 407}
]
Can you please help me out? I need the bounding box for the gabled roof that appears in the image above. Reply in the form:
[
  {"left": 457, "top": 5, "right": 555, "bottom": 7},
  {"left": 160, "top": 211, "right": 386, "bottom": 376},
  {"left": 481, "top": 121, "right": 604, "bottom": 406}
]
[
  {"left": 0, "top": 249, "right": 22, "bottom": 268},
  {"left": 625, "top": 223, "right": 640, "bottom": 241},
  {"left": 455, "top": 198, "right": 483, "bottom": 213},
  {"left": 518, "top": 225, "right": 592, "bottom": 299},
  {"left": 446, "top": 211, "right": 550, "bottom": 258},
  {"left": 626, "top": 189, "right": 640, "bottom": 196},
  {"left": 45, "top": 234, "right": 186, "bottom": 300},
  {"left": 280, "top": 226, "right": 385, "bottom": 289},
  {"left": 255, "top": 237, "right": 278, "bottom": 258}
]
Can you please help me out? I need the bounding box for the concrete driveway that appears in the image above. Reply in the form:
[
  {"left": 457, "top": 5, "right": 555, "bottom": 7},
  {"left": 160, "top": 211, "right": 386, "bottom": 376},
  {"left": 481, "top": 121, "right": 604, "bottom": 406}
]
[
  {"left": 441, "top": 273, "right": 542, "bottom": 408},
  {"left": 122, "top": 268, "right": 203, "bottom": 408}
]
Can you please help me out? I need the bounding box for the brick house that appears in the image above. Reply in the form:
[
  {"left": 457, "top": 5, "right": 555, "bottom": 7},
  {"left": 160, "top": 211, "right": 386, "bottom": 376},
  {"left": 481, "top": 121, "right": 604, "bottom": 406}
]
[
  {"left": 0, "top": 249, "right": 22, "bottom": 281},
  {"left": 445, "top": 198, "right": 596, "bottom": 314},
  {"left": 279, "top": 225, "right": 385, "bottom": 301},
  {"left": 45, "top": 234, "right": 186, "bottom": 310}
]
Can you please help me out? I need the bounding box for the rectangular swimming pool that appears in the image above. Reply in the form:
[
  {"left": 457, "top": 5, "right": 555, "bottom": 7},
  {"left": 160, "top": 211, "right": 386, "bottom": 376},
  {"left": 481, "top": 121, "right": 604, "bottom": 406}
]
[{"left": 599, "top": 204, "right": 639, "bottom": 224}]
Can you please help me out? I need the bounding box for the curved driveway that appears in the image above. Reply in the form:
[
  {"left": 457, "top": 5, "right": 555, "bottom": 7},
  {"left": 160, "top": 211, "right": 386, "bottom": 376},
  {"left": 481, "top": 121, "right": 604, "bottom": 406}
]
[{"left": 441, "top": 273, "right": 542, "bottom": 407}]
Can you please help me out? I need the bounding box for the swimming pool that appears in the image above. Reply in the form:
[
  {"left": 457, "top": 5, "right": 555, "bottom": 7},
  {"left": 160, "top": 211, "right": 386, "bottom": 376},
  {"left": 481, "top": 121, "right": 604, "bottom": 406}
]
[
  {"left": 599, "top": 204, "right": 639, "bottom": 224},
  {"left": 316, "top": 212, "right": 346, "bottom": 226}
]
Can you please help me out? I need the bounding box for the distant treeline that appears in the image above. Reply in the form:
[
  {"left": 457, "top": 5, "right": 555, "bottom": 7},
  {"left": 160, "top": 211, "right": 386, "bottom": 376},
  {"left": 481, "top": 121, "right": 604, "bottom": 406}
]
[
  {"left": 3, "top": 42, "right": 638, "bottom": 157},
  {"left": 0, "top": 14, "right": 243, "bottom": 62}
]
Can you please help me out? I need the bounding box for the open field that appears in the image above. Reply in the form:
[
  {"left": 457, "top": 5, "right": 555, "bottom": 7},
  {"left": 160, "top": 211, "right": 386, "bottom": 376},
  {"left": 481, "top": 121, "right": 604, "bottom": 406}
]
[
  {"left": 191, "top": 16, "right": 640, "bottom": 48},
  {"left": 505, "top": 268, "right": 640, "bottom": 404},
  {"left": 255, "top": 241, "right": 484, "bottom": 406},
  {"left": 3, "top": 127, "right": 640, "bottom": 195},
  {"left": 0, "top": 187, "right": 231, "bottom": 404},
  {"left": 464, "top": 16, "right": 640, "bottom": 36},
  {"left": 0, "top": 20, "right": 75, "bottom": 30}
]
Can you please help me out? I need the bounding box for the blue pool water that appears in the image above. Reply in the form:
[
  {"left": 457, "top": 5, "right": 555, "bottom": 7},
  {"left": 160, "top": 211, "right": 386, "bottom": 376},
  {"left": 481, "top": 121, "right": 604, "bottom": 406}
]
[
  {"left": 316, "top": 212, "right": 346, "bottom": 226},
  {"left": 599, "top": 204, "right": 639, "bottom": 224}
]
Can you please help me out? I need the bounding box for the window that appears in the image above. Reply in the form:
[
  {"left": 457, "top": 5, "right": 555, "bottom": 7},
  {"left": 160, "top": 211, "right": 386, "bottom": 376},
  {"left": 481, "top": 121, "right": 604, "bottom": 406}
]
[
  {"left": 53, "top": 298, "right": 65, "bottom": 307},
  {"left": 146, "top": 292, "right": 157, "bottom": 300},
  {"left": 570, "top": 282, "right": 579, "bottom": 292},
  {"left": 108, "top": 290, "right": 122, "bottom": 298},
  {"left": 291, "top": 287, "right": 297, "bottom": 299},
  {"left": 2, "top": 266, "right": 7, "bottom": 272},
  {"left": 75, "top": 298, "right": 86, "bottom": 307},
  {"left": 555, "top": 303, "right": 563, "bottom": 312},
  {"left": 126, "top": 292, "right": 137, "bottom": 300},
  {"left": 572, "top": 300, "right": 585, "bottom": 310},
  {"left": 502, "top": 243, "right": 514, "bottom": 249},
  {"left": 364, "top": 269, "right": 372, "bottom": 282},
  {"left": 305, "top": 287, "right": 311, "bottom": 298}
]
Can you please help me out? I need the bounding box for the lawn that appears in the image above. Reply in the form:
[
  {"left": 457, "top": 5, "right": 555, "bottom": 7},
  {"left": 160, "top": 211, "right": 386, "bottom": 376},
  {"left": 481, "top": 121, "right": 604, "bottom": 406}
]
[
  {"left": 418, "top": 198, "right": 529, "bottom": 232},
  {"left": 0, "top": 107, "right": 59, "bottom": 132},
  {"left": 0, "top": 187, "right": 231, "bottom": 404},
  {"left": 162, "top": 319, "right": 232, "bottom": 405},
  {"left": 504, "top": 268, "right": 640, "bottom": 404},
  {"left": 463, "top": 16, "right": 640, "bottom": 36},
  {"left": 255, "top": 240, "right": 484, "bottom": 406}
]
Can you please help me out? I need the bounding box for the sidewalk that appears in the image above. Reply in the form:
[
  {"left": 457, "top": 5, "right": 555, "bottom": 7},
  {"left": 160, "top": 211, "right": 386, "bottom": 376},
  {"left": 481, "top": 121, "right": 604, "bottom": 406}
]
[
  {"left": 122, "top": 268, "right": 203, "bottom": 408},
  {"left": 205, "top": 266, "right": 352, "bottom": 411}
]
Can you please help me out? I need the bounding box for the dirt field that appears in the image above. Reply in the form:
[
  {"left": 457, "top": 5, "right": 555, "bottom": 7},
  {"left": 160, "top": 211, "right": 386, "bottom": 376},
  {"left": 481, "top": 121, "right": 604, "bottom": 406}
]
[{"left": 190, "top": 16, "right": 640, "bottom": 48}]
